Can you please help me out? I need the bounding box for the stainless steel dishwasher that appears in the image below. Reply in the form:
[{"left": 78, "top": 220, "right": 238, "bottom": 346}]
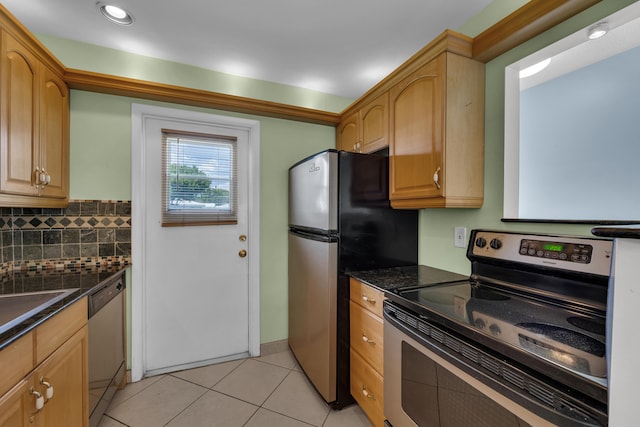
[{"left": 88, "top": 272, "right": 126, "bottom": 427}]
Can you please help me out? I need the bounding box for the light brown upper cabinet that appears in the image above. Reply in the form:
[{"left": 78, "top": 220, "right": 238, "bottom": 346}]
[
  {"left": 389, "top": 51, "right": 484, "bottom": 209},
  {"left": 337, "top": 31, "right": 484, "bottom": 209},
  {"left": 336, "top": 111, "right": 358, "bottom": 152},
  {"left": 336, "top": 92, "right": 388, "bottom": 154},
  {"left": 0, "top": 28, "right": 69, "bottom": 207}
]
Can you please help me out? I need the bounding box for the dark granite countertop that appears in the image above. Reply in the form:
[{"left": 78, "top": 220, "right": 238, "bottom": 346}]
[
  {"left": 349, "top": 265, "right": 469, "bottom": 294},
  {"left": 0, "top": 265, "right": 129, "bottom": 350},
  {"left": 591, "top": 225, "right": 640, "bottom": 240}
]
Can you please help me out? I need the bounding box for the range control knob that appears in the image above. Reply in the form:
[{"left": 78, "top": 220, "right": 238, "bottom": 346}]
[
  {"left": 475, "top": 237, "right": 487, "bottom": 248},
  {"left": 489, "top": 324, "right": 502, "bottom": 336},
  {"left": 474, "top": 318, "right": 486, "bottom": 329},
  {"left": 490, "top": 238, "right": 502, "bottom": 250}
]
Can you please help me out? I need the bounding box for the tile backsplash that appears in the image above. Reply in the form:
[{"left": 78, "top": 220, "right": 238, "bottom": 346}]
[{"left": 0, "top": 200, "right": 131, "bottom": 272}]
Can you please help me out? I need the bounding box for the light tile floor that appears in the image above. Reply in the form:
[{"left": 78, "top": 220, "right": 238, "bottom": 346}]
[{"left": 97, "top": 349, "right": 373, "bottom": 427}]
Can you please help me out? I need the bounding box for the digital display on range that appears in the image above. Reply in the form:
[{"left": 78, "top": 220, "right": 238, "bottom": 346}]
[{"left": 520, "top": 239, "right": 593, "bottom": 264}]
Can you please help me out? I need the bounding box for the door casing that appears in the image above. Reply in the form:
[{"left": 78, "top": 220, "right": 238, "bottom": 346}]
[{"left": 130, "top": 103, "right": 261, "bottom": 381}]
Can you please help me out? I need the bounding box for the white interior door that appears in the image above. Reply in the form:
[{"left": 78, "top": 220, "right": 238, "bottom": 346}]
[{"left": 131, "top": 104, "right": 260, "bottom": 379}]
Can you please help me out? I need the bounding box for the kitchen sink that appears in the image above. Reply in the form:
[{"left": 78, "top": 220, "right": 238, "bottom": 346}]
[{"left": 0, "top": 288, "right": 79, "bottom": 335}]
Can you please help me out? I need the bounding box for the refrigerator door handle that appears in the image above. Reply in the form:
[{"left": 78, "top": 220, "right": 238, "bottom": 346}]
[{"left": 289, "top": 228, "right": 338, "bottom": 243}]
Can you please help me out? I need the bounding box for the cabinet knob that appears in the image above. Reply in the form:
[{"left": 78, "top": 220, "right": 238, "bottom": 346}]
[
  {"left": 361, "top": 294, "right": 376, "bottom": 305},
  {"left": 40, "top": 169, "right": 50, "bottom": 186},
  {"left": 361, "top": 385, "right": 375, "bottom": 400},
  {"left": 362, "top": 333, "right": 376, "bottom": 345},
  {"left": 433, "top": 166, "right": 441, "bottom": 190},
  {"left": 34, "top": 167, "right": 51, "bottom": 189},
  {"left": 40, "top": 377, "right": 54, "bottom": 400},
  {"left": 239, "top": 249, "right": 247, "bottom": 258},
  {"left": 30, "top": 387, "right": 44, "bottom": 412}
]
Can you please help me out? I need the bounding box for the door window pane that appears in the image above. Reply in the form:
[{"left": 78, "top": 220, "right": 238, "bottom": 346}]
[{"left": 161, "top": 129, "right": 237, "bottom": 226}]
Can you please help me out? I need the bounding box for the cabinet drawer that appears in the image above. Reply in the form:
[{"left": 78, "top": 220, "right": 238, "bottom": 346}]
[
  {"left": 350, "top": 349, "right": 384, "bottom": 427},
  {"left": 35, "top": 297, "right": 87, "bottom": 364},
  {"left": 350, "top": 278, "right": 384, "bottom": 318},
  {"left": 0, "top": 332, "right": 33, "bottom": 396},
  {"left": 350, "top": 301, "right": 383, "bottom": 375}
]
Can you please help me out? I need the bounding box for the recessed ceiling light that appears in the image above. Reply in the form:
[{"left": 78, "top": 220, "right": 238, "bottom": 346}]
[
  {"left": 97, "top": 2, "right": 134, "bottom": 26},
  {"left": 519, "top": 58, "right": 551, "bottom": 79},
  {"left": 587, "top": 22, "right": 608, "bottom": 40}
]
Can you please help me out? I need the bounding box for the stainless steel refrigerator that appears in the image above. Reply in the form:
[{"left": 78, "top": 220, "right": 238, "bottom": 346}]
[{"left": 288, "top": 149, "right": 417, "bottom": 407}]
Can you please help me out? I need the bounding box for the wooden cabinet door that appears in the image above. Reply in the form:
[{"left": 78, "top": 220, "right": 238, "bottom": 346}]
[
  {"left": 39, "top": 66, "right": 69, "bottom": 199},
  {"left": 336, "top": 111, "right": 359, "bottom": 152},
  {"left": 360, "top": 92, "right": 388, "bottom": 153},
  {"left": 389, "top": 54, "right": 445, "bottom": 202},
  {"left": 0, "top": 30, "right": 38, "bottom": 196},
  {"left": 36, "top": 326, "right": 88, "bottom": 427},
  {"left": 338, "top": 93, "right": 389, "bottom": 154},
  {"left": 0, "top": 380, "right": 31, "bottom": 427}
]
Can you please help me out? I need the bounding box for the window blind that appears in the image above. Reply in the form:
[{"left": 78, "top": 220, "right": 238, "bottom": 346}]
[{"left": 161, "top": 129, "right": 237, "bottom": 226}]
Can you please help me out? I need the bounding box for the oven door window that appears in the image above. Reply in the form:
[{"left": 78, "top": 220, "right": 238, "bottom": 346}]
[
  {"left": 402, "top": 342, "right": 439, "bottom": 425},
  {"left": 401, "top": 341, "right": 531, "bottom": 427}
]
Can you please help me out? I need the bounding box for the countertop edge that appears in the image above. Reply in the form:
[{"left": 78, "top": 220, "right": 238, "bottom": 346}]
[
  {"left": 347, "top": 274, "right": 385, "bottom": 293},
  {"left": 591, "top": 225, "right": 640, "bottom": 240},
  {"left": 0, "top": 266, "right": 129, "bottom": 351}
]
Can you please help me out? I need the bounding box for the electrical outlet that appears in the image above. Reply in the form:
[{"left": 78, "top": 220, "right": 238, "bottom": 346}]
[{"left": 454, "top": 227, "right": 467, "bottom": 248}]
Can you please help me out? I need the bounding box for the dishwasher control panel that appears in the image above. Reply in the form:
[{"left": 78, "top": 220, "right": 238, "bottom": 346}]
[{"left": 89, "top": 274, "right": 125, "bottom": 317}]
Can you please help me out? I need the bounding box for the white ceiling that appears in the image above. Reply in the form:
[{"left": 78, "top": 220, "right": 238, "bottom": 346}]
[{"left": 1, "top": 0, "right": 493, "bottom": 99}]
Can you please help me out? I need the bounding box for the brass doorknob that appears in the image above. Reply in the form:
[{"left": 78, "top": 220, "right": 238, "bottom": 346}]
[{"left": 239, "top": 249, "right": 247, "bottom": 258}]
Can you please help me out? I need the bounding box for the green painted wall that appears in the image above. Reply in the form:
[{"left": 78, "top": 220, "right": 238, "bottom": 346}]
[
  {"left": 421, "top": 0, "right": 638, "bottom": 275},
  {"left": 69, "top": 92, "right": 132, "bottom": 200}
]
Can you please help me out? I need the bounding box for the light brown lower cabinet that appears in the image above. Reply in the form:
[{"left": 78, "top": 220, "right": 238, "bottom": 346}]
[
  {"left": 0, "top": 298, "right": 88, "bottom": 427},
  {"left": 350, "top": 278, "right": 385, "bottom": 426},
  {"left": 0, "top": 378, "right": 30, "bottom": 426},
  {"left": 350, "top": 349, "right": 384, "bottom": 426}
]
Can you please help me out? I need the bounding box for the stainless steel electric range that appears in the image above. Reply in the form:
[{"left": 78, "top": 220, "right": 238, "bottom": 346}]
[{"left": 383, "top": 230, "right": 612, "bottom": 427}]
